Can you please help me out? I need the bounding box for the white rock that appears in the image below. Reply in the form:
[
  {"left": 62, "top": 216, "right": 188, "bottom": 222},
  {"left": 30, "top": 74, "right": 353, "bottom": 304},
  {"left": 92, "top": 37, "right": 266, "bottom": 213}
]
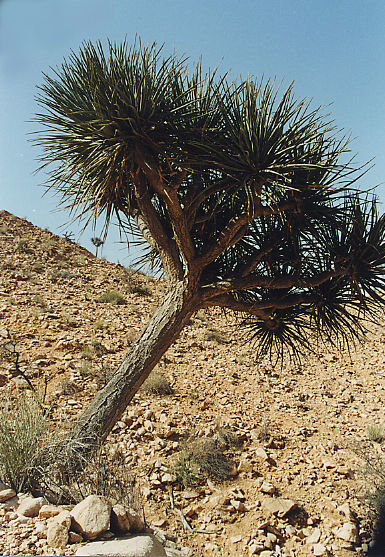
[
  {"left": 35, "top": 522, "right": 48, "bottom": 536},
  {"left": 313, "top": 542, "right": 327, "bottom": 556},
  {"left": 47, "top": 511, "right": 72, "bottom": 548},
  {"left": 39, "top": 504, "right": 63, "bottom": 518},
  {"left": 71, "top": 495, "right": 112, "bottom": 540},
  {"left": 337, "top": 502, "right": 354, "bottom": 521},
  {"left": 230, "top": 499, "right": 246, "bottom": 512},
  {"left": 47, "top": 521, "right": 69, "bottom": 548},
  {"left": 335, "top": 522, "right": 358, "bottom": 544},
  {"left": 260, "top": 481, "right": 276, "bottom": 494},
  {"left": 307, "top": 527, "right": 321, "bottom": 544},
  {"left": 17, "top": 496, "right": 46, "bottom": 517},
  {"left": 262, "top": 497, "right": 297, "bottom": 517},
  {"left": 75, "top": 535, "right": 167, "bottom": 556},
  {"left": 255, "top": 447, "right": 269, "bottom": 460}
]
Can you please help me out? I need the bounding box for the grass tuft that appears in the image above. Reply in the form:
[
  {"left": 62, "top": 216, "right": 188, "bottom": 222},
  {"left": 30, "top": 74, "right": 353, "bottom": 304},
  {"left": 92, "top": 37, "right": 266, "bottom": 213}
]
[
  {"left": 171, "top": 429, "right": 241, "bottom": 488},
  {"left": 368, "top": 424, "right": 385, "bottom": 443},
  {"left": 97, "top": 290, "right": 126, "bottom": 305},
  {"left": 0, "top": 393, "right": 50, "bottom": 492},
  {"left": 141, "top": 371, "right": 174, "bottom": 395}
]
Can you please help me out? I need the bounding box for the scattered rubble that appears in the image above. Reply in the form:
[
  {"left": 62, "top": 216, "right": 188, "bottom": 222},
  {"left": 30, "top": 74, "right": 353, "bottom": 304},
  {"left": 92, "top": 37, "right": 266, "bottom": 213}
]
[{"left": 0, "top": 210, "right": 383, "bottom": 556}]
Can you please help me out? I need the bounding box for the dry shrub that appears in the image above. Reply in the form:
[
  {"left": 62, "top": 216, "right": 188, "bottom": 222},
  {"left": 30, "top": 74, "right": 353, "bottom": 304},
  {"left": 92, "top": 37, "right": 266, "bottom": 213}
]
[
  {"left": 0, "top": 393, "right": 50, "bottom": 492},
  {"left": 172, "top": 428, "right": 242, "bottom": 488},
  {"left": 204, "top": 329, "right": 230, "bottom": 344},
  {"left": 39, "top": 440, "right": 136, "bottom": 508},
  {"left": 97, "top": 290, "right": 126, "bottom": 305},
  {"left": 368, "top": 424, "right": 385, "bottom": 444},
  {"left": 141, "top": 371, "right": 174, "bottom": 395}
]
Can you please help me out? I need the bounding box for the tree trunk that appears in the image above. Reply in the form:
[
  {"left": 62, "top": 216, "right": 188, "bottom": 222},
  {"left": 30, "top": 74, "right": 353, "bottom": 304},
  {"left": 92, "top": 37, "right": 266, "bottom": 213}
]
[{"left": 64, "top": 280, "right": 199, "bottom": 465}]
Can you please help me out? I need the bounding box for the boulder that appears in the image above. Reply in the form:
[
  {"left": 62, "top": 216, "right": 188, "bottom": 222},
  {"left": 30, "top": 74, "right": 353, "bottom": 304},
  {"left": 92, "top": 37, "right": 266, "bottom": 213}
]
[
  {"left": 71, "top": 495, "right": 112, "bottom": 540},
  {"left": 47, "top": 510, "right": 72, "bottom": 548},
  {"left": 39, "top": 504, "right": 63, "bottom": 518},
  {"left": 75, "top": 534, "right": 167, "bottom": 556},
  {"left": 17, "top": 496, "right": 46, "bottom": 517},
  {"left": 110, "top": 504, "right": 144, "bottom": 535},
  {"left": 0, "top": 488, "right": 16, "bottom": 502}
]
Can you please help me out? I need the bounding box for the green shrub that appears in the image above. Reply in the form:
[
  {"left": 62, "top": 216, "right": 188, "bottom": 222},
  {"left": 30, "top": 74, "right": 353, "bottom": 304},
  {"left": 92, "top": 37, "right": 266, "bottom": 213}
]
[
  {"left": 0, "top": 225, "right": 10, "bottom": 234},
  {"left": 0, "top": 393, "right": 50, "bottom": 492},
  {"left": 77, "top": 360, "right": 92, "bottom": 377},
  {"left": 141, "top": 371, "right": 174, "bottom": 395},
  {"left": 97, "top": 290, "right": 126, "bottom": 305}
]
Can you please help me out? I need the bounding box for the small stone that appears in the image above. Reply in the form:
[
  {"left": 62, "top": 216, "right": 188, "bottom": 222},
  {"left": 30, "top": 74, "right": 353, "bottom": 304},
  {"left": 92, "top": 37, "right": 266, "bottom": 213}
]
[
  {"left": 322, "top": 456, "right": 336, "bottom": 469},
  {"left": 255, "top": 447, "right": 269, "bottom": 460},
  {"left": 335, "top": 522, "right": 359, "bottom": 544},
  {"left": 0, "top": 488, "right": 16, "bottom": 502},
  {"left": 262, "top": 497, "right": 297, "bottom": 517},
  {"left": 47, "top": 512, "right": 72, "bottom": 549},
  {"left": 313, "top": 542, "right": 327, "bottom": 556},
  {"left": 39, "top": 504, "right": 63, "bottom": 518},
  {"left": 336, "top": 502, "right": 354, "bottom": 521},
  {"left": 307, "top": 527, "right": 321, "bottom": 544},
  {"left": 69, "top": 531, "right": 83, "bottom": 543},
  {"left": 35, "top": 522, "right": 48, "bottom": 538},
  {"left": 205, "top": 543, "right": 220, "bottom": 552},
  {"left": 230, "top": 535, "right": 242, "bottom": 543},
  {"left": 248, "top": 542, "right": 260, "bottom": 555},
  {"left": 230, "top": 499, "right": 246, "bottom": 512},
  {"left": 260, "top": 481, "right": 276, "bottom": 494},
  {"left": 53, "top": 510, "right": 72, "bottom": 528},
  {"left": 152, "top": 515, "right": 166, "bottom": 528},
  {"left": 183, "top": 490, "right": 200, "bottom": 499},
  {"left": 4, "top": 511, "right": 18, "bottom": 521}
]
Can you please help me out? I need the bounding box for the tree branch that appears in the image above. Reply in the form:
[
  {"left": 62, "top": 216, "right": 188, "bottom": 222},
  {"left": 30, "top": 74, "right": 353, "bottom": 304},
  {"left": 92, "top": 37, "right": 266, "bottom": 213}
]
[
  {"left": 234, "top": 239, "right": 280, "bottom": 278},
  {"left": 201, "top": 292, "right": 318, "bottom": 314},
  {"left": 201, "top": 269, "right": 340, "bottom": 298},
  {"left": 132, "top": 172, "right": 183, "bottom": 280},
  {"left": 137, "top": 153, "right": 196, "bottom": 267},
  {"left": 195, "top": 198, "right": 298, "bottom": 268}
]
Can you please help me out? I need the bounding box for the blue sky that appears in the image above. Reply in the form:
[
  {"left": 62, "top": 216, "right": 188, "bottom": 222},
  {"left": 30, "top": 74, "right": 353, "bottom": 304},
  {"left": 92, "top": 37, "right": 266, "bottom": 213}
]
[{"left": 1, "top": 0, "right": 385, "bottom": 266}]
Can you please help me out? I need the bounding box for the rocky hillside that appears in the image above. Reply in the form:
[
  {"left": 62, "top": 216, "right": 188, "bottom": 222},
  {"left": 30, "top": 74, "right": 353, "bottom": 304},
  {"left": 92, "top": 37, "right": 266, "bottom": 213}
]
[{"left": 1, "top": 209, "right": 385, "bottom": 556}]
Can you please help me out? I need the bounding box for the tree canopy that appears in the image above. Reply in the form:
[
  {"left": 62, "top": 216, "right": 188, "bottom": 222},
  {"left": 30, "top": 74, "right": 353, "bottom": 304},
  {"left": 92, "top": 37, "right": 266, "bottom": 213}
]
[{"left": 35, "top": 39, "right": 385, "bottom": 363}]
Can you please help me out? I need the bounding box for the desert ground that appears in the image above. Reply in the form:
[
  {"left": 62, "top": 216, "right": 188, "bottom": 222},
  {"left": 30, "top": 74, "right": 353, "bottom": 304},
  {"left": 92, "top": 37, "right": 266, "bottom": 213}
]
[{"left": 1, "top": 209, "right": 385, "bottom": 556}]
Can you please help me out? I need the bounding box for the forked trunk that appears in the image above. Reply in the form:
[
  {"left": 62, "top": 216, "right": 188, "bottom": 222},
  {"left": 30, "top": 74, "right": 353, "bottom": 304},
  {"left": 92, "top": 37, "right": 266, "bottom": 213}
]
[{"left": 65, "top": 280, "right": 199, "bottom": 463}]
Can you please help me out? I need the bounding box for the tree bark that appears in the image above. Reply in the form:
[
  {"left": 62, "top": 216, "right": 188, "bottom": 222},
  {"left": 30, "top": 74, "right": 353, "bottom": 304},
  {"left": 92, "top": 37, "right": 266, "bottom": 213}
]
[{"left": 65, "top": 280, "right": 199, "bottom": 464}]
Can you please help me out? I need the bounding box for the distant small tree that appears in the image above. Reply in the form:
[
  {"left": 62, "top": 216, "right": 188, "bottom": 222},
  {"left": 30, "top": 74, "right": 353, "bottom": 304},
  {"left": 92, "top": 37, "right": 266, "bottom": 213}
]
[
  {"left": 34, "top": 40, "right": 385, "bottom": 465},
  {"left": 91, "top": 236, "right": 104, "bottom": 257}
]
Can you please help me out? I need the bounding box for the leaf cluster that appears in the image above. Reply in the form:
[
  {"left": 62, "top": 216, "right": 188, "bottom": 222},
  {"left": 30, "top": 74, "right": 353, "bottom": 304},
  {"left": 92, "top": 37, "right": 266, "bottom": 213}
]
[{"left": 34, "top": 39, "right": 385, "bottom": 360}]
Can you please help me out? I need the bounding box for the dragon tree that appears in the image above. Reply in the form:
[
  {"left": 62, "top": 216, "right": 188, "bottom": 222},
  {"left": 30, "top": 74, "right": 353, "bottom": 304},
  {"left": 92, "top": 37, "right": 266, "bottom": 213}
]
[{"left": 34, "top": 40, "right": 385, "bottom": 460}]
